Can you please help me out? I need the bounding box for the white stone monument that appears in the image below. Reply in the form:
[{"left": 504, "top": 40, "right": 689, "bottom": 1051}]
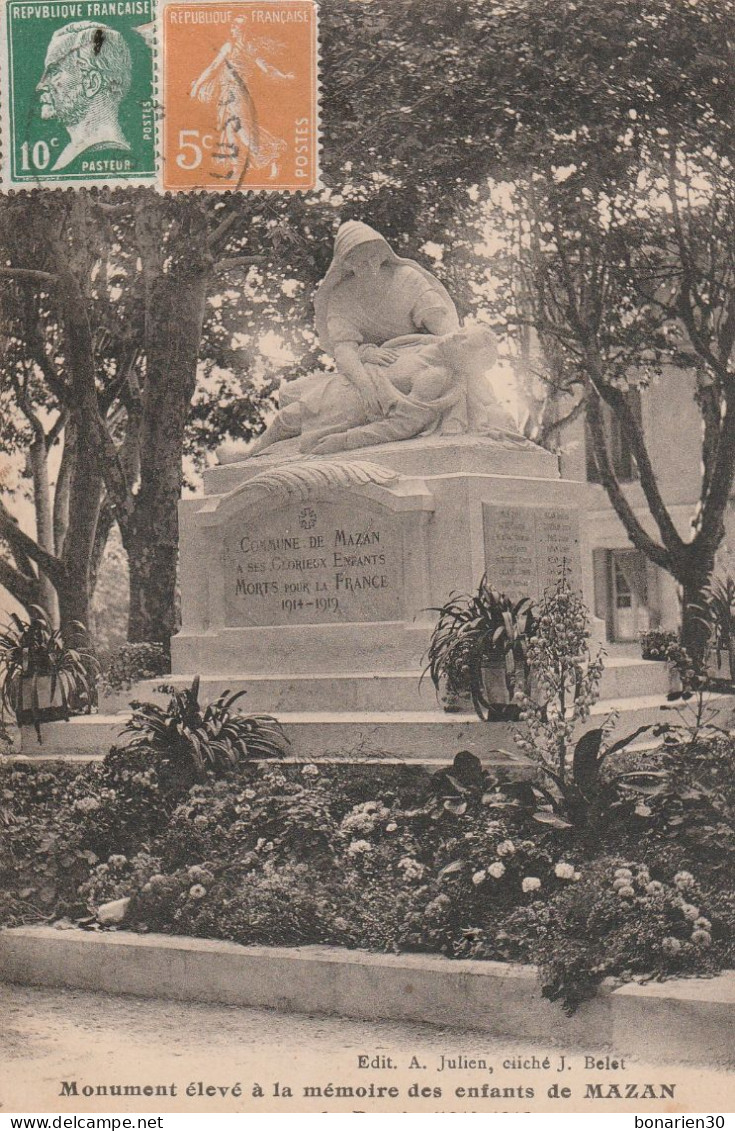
[
  {"left": 173, "top": 435, "right": 593, "bottom": 763},
  {"left": 171, "top": 221, "right": 595, "bottom": 764},
  {"left": 22, "top": 221, "right": 632, "bottom": 761}
]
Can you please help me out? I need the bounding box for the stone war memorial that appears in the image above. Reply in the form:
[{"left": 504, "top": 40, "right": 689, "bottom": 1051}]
[
  {"left": 162, "top": 222, "right": 599, "bottom": 765},
  {"left": 23, "top": 221, "right": 663, "bottom": 763}
]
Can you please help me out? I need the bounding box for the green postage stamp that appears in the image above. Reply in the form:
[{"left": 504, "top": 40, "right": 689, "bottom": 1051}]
[{"left": 2, "top": 1, "right": 156, "bottom": 185}]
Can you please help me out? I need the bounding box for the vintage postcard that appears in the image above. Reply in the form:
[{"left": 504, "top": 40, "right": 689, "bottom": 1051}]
[{"left": 0, "top": 0, "right": 733, "bottom": 1118}]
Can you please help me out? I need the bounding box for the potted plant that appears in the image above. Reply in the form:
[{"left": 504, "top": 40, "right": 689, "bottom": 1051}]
[
  {"left": 424, "top": 575, "right": 535, "bottom": 720},
  {"left": 0, "top": 606, "right": 98, "bottom": 742},
  {"left": 639, "top": 628, "right": 678, "bottom": 661}
]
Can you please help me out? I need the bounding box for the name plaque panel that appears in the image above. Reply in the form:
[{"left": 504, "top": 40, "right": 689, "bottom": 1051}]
[
  {"left": 482, "top": 504, "right": 582, "bottom": 601},
  {"left": 223, "top": 499, "right": 404, "bottom": 626}
]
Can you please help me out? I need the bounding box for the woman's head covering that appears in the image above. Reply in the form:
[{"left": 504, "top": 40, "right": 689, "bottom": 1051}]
[
  {"left": 314, "top": 220, "right": 458, "bottom": 353},
  {"left": 331, "top": 220, "right": 387, "bottom": 265}
]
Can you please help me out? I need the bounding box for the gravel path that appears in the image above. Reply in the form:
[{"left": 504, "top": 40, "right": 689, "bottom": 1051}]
[{"left": 1, "top": 982, "right": 732, "bottom": 1114}]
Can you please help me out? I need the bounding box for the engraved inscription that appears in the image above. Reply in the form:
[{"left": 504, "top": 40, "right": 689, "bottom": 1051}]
[
  {"left": 224, "top": 500, "right": 404, "bottom": 626},
  {"left": 482, "top": 504, "right": 582, "bottom": 601}
]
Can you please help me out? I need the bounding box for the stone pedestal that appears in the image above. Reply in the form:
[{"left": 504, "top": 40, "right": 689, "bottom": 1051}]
[
  {"left": 20, "top": 435, "right": 689, "bottom": 761},
  {"left": 170, "top": 435, "right": 592, "bottom": 764}
]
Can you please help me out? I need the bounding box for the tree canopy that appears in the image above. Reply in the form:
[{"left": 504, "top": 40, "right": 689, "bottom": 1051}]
[{"left": 1, "top": 0, "right": 733, "bottom": 659}]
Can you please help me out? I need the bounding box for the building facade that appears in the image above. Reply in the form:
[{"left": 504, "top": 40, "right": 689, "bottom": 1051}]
[{"left": 555, "top": 365, "right": 729, "bottom": 644}]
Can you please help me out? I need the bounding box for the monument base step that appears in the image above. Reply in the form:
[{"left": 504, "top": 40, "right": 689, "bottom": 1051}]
[
  {"left": 20, "top": 711, "right": 526, "bottom": 765},
  {"left": 590, "top": 689, "right": 735, "bottom": 735},
  {"left": 20, "top": 689, "right": 734, "bottom": 763},
  {"left": 99, "top": 656, "right": 672, "bottom": 715}
]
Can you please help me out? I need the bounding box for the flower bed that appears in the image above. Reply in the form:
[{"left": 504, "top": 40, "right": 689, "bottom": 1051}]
[{"left": 2, "top": 734, "right": 733, "bottom": 1015}]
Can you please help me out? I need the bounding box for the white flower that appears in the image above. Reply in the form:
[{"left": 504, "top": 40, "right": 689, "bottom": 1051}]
[
  {"left": 646, "top": 881, "right": 664, "bottom": 895},
  {"left": 554, "top": 862, "right": 576, "bottom": 881},
  {"left": 617, "top": 885, "right": 636, "bottom": 898},
  {"left": 681, "top": 903, "right": 700, "bottom": 921},
  {"left": 674, "top": 870, "right": 695, "bottom": 890},
  {"left": 74, "top": 797, "right": 100, "bottom": 812},
  {"left": 397, "top": 857, "right": 424, "bottom": 881},
  {"left": 522, "top": 876, "right": 541, "bottom": 893},
  {"left": 487, "top": 861, "right": 506, "bottom": 879},
  {"left": 340, "top": 803, "right": 387, "bottom": 836},
  {"left": 691, "top": 929, "right": 712, "bottom": 947},
  {"left": 347, "top": 839, "right": 373, "bottom": 856},
  {"left": 634, "top": 803, "right": 652, "bottom": 817},
  {"left": 187, "top": 865, "right": 214, "bottom": 885},
  {"left": 694, "top": 917, "right": 712, "bottom": 931},
  {"left": 188, "top": 884, "right": 206, "bottom": 900},
  {"left": 496, "top": 840, "right": 516, "bottom": 857},
  {"left": 108, "top": 855, "right": 127, "bottom": 869},
  {"left": 385, "top": 822, "right": 398, "bottom": 833},
  {"left": 662, "top": 936, "right": 682, "bottom": 954},
  {"left": 301, "top": 763, "right": 320, "bottom": 778},
  {"left": 472, "top": 870, "right": 486, "bottom": 886},
  {"left": 614, "top": 867, "right": 633, "bottom": 880},
  {"left": 333, "top": 917, "right": 349, "bottom": 931}
]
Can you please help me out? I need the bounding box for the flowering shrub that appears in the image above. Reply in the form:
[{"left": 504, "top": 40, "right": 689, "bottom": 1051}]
[
  {"left": 0, "top": 749, "right": 167, "bottom": 922},
  {"left": 78, "top": 851, "right": 165, "bottom": 909},
  {"left": 0, "top": 746, "right": 732, "bottom": 1012},
  {"left": 160, "top": 767, "right": 340, "bottom": 868},
  {"left": 0, "top": 759, "right": 86, "bottom": 921},
  {"left": 513, "top": 579, "right": 660, "bottom": 828},
  {"left": 98, "top": 643, "right": 169, "bottom": 696},
  {"left": 614, "top": 734, "right": 735, "bottom": 881},
  {"left": 513, "top": 579, "right": 605, "bottom": 819},
  {"left": 0, "top": 714, "right": 13, "bottom": 755},
  {"left": 485, "top": 857, "right": 734, "bottom": 1014}
]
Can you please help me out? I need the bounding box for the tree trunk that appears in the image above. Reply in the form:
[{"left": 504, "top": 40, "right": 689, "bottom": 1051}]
[
  {"left": 89, "top": 497, "right": 115, "bottom": 601},
  {"left": 27, "top": 436, "right": 58, "bottom": 625},
  {"left": 125, "top": 262, "right": 210, "bottom": 648},
  {"left": 58, "top": 420, "right": 104, "bottom": 648},
  {"left": 0, "top": 556, "right": 41, "bottom": 611},
  {"left": 53, "top": 419, "right": 76, "bottom": 562},
  {"left": 679, "top": 548, "right": 717, "bottom": 671},
  {"left": 49, "top": 204, "right": 108, "bottom": 653}
]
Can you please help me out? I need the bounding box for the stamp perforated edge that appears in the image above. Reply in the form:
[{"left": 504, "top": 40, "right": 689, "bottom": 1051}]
[
  {"left": 0, "top": 0, "right": 160, "bottom": 191},
  {"left": 159, "top": 0, "right": 322, "bottom": 195}
]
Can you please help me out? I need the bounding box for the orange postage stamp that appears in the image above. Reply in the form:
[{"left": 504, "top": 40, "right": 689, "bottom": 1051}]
[{"left": 162, "top": 0, "right": 318, "bottom": 191}]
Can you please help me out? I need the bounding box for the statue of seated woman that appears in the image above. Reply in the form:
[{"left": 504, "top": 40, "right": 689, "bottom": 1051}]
[{"left": 218, "top": 220, "right": 535, "bottom": 463}]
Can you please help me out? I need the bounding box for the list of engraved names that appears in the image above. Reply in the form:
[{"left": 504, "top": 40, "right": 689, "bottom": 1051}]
[{"left": 482, "top": 504, "right": 582, "bottom": 601}]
